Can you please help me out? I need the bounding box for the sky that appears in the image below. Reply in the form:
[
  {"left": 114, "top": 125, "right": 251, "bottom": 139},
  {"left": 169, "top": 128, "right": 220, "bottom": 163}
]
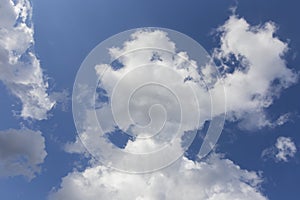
[{"left": 0, "top": 0, "right": 300, "bottom": 199}]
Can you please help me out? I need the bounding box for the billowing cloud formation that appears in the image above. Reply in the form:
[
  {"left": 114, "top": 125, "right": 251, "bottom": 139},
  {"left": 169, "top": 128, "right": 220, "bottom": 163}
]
[
  {"left": 212, "top": 15, "right": 298, "bottom": 129},
  {"left": 49, "top": 154, "right": 267, "bottom": 200},
  {"left": 75, "top": 14, "right": 299, "bottom": 164},
  {"left": 262, "top": 136, "right": 297, "bottom": 162},
  {"left": 71, "top": 27, "right": 226, "bottom": 173},
  {"left": 0, "top": 0, "right": 55, "bottom": 120},
  {"left": 94, "top": 29, "right": 213, "bottom": 153},
  {"left": 59, "top": 13, "right": 298, "bottom": 200},
  {"left": 0, "top": 128, "right": 47, "bottom": 179}
]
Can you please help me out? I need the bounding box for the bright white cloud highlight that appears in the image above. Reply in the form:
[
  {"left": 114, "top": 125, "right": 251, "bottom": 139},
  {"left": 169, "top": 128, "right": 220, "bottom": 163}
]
[
  {"left": 0, "top": 0, "right": 55, "bottom": 120},
  {"left": 49, "top": 154, "right": 267, "bottom": 200},
  {"left": 0, "top": 128, "right": 47, "bottom": 180}
]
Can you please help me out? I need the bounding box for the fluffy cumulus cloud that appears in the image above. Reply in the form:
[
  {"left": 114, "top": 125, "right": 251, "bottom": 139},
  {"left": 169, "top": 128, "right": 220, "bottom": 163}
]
[
  {"left": 93, "top": 29, "right": 210, "bottom": 153},
  {"left": 58, "top": 13, "right": 298, "bottom": 200},
  {"left": 262, "top": 136, "right": 297, "bottom": 162},
  {"left": 49, "top": 154, "right": 267, "bottom": 200},
  {"left": 0, "top": 0, "right": 55, "bottom": 120},
  {"left": 86, "top": 14, "right": 298, "bottom": 159},
  {"left": 70, "top": 28, "right": 225, "bottom": 173},
  {"left": 211, "top": 15, "right": 298, "bottom": 130},
  {"left": 0, "top": 128, "right": 47, "bottom": 180}
]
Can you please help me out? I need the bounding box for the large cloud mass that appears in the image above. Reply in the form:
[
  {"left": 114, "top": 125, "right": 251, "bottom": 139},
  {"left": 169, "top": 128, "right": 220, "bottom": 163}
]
[
  {"left": 0, "top": 0, "right": 55, "bottom": 120},
  {"left": 0, "top": 0, "right": 296, "bottom": 198},
  {"left": 49, "top": 154, "right": 267, "bottom": 200},
  {"left": 55, "top": 13, "right": 298, "bottom": 200}
]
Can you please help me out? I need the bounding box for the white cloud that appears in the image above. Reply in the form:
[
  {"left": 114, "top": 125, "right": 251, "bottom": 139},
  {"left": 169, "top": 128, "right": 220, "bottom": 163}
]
[
  {"left": 275, "top": 137, "right": 297, "bottom": 161},
  {"left": 0, "top": 128, "right": 47, "bottom": 180},
  {"left": 0, "top": 0, "right": 55, "bottom": 120},
  {"left": 70, "top": 14, "right": 298, "bottom": 159},
  {"left": 94, "top": 30, "right": 206, "bottom": 136},
  {"left": 211, "top": 15, "right": 298, "bottom": 130},
  {"left": 49, "top": 154, "right": 267, "bottom": 200},
  {"left": 262, "top": 137, "right": 297, "bottom": 162},
  {"left": 273, "top": 113, "right": 291, "bottom": 127},
  {"left": 64, "top": 13, "right": 298, "bottom": 200},
  {"left": 71, "top": 29, "right": 220, "bottom": 172},
  {"left": 275, "top": 137, "right": 297, "bottom": 162},
  {"left": 82, "top": 14, "right": 300, "bottom": 163}
]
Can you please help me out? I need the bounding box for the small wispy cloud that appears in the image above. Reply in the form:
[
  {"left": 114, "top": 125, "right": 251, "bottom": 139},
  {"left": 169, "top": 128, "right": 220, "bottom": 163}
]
[{"left": 262, "top": 136, "right": 297, "bottom": 162}]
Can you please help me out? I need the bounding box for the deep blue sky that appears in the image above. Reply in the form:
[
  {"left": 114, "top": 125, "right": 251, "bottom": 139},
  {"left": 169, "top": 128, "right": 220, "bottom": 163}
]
[{"left": 0, "top": 0, "right": 300, "bottom": 199}]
